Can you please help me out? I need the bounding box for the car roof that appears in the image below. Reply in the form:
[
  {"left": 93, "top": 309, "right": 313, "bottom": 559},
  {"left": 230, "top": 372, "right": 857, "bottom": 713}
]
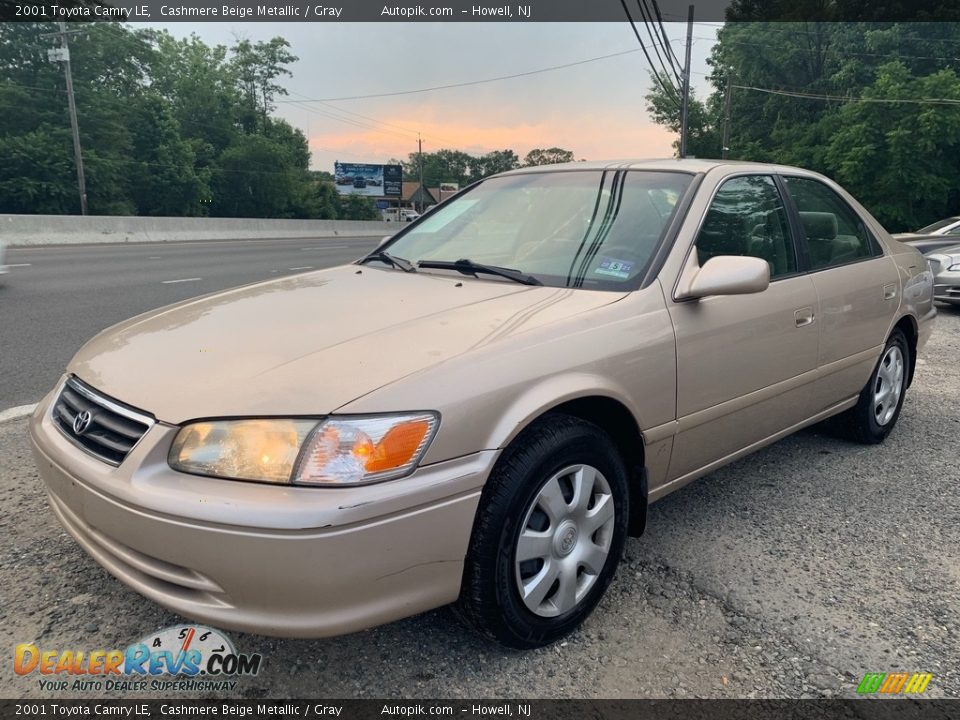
[{"left": 495, "top": 158, "right": 823, "bottom": 177}]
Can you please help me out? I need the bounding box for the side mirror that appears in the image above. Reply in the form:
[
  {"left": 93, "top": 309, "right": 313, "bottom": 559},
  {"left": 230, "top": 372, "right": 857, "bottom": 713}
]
[{"left": 677, "top": 255, "right": 770, "bottom": 300}]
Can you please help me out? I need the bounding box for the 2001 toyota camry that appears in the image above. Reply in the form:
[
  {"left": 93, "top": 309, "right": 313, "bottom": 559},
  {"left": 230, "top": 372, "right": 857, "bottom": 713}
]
[{"left": 30, "top": 159, "right": 936, "bottom": 648}]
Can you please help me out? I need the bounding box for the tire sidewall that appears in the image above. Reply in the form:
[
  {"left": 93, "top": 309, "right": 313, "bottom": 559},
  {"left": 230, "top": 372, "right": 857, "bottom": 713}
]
[{"left": 860, "top": 330, "right": 910, "bottom": 441}]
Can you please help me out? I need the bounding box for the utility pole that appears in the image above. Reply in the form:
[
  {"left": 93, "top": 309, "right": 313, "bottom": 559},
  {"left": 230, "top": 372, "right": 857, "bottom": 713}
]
[
  {"left": 679, "top": 4, "right": 694, "bottom": 159},
  {"left": 46, "top": 22, "right": 88, "bottom": 215},
  {"left": 721, "top": 71, "right": 734, "bottom": 159},
  {"left": 417, "top": 134, "right": 424, "bottom": 213}
]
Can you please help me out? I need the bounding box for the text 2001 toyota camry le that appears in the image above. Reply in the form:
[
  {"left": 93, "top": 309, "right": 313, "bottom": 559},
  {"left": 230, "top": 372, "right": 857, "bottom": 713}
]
[{"left": 30, "top": 159, "right": 935, "bottom": 648}]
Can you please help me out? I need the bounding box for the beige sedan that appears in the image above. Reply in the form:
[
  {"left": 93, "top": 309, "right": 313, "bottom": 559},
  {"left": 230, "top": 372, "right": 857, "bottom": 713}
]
[{"left": 30, "top": 160, "right": 935, "bottom": 648}]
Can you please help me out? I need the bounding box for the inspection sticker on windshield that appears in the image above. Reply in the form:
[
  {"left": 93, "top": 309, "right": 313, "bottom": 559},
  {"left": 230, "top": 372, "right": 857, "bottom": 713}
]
[{"left": 595, "top": 257, "right": 634, "bottom": 279}]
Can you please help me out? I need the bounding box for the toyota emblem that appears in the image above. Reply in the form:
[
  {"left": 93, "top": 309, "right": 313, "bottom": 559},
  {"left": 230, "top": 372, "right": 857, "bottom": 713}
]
[{"left": 73, "top": 410, "right": 93, "bottom": 435}]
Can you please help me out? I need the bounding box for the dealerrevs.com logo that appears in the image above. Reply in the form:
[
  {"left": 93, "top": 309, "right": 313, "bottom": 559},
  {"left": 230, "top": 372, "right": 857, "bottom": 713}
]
[{"left": 14, "top": 625, "right": 262, "bottom": 693}]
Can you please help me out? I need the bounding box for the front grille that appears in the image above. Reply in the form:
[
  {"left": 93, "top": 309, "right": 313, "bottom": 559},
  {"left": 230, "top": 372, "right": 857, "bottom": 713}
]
[{"left": 52, "top": 377, "right": 154, "bottom": 466}]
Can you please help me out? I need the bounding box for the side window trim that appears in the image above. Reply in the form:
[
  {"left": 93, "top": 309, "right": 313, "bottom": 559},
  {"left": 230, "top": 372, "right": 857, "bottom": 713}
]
[
  {"left": 774, "top": 174, "right": 812, "bottom": 273},
  {"left": 778, "top": 174, "right": 884, "bottom": 271}
]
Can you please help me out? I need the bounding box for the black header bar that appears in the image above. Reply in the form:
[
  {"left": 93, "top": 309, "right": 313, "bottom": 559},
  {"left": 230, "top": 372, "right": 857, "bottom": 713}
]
[{"left": 2, "top": 0, "right": 959, "bottom": 23}]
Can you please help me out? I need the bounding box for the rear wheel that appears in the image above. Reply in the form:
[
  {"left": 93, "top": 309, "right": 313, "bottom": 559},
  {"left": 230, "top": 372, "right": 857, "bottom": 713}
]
[
  {"left": 831, "top": 329, "right": 910, "bottom": 444},
  {"left": 455, "top": 415, "right": 629, "bottom": 649}
]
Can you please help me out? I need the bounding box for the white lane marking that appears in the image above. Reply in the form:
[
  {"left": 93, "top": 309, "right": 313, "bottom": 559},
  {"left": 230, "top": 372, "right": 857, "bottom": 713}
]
[
  {"left": 301, "top": 245, "right": 352, "bottom": 250},
  {"left": 0, "top": 403, "right": 38, "bottom": 424},
  {"left": 162, "top": 277, "right": 202, "bottom": 284},
  {"left": 147, "top": 256, "right": 162, "bottom": 260},
  {"left": 8, "top": 263, "right": 32, "bottom": 268},
  {"left": 287, "top": 266, "right": 313, "bottom": 271}
]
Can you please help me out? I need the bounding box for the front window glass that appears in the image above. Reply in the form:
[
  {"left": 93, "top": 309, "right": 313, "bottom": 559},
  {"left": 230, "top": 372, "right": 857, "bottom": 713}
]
[
  {"left": 696, "top": 175, "right": 797, "bottom": 278},
  {"left": 384, "top": 170, "right": 693, "bottom": 289}
]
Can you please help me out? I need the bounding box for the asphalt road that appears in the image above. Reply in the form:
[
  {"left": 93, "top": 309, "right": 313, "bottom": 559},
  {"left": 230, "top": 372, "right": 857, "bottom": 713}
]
[
  {"left": 0, "top": 274, "right": 957, "bottom": 699},
  {"left": 0, "top": 237, "right": 379, "bottom": 411}
]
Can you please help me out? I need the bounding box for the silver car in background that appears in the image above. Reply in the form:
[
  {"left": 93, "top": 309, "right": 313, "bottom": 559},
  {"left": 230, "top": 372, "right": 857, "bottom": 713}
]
[
  {"left": 894, "top": 216, "right": 960, "bottom": 254},
  {"left": 926, "top": 244, "right": 960, "bottom": 305}
]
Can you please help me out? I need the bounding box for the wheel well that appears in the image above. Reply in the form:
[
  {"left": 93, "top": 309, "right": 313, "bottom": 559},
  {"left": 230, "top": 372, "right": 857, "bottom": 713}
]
[
  {"left": 892, "top": 315, "right": 918, "bottom": 387},
  {"left": 547, "top": 396, "right": 648, "bottom": 537}
]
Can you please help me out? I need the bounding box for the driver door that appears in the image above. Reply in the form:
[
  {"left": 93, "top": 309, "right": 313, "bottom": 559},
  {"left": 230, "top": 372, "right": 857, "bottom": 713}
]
[{"left": 666, "top": 174, "right": 820, "bottom": 482}]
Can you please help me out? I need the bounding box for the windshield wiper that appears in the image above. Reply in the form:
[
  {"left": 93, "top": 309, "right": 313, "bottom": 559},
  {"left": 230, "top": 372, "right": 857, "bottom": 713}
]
[
  {"left": 359, "top": 250, "right": 416, "bottom": 272},
  {"left": 417, "top": 258, "right": 542, "bottom": 286}
]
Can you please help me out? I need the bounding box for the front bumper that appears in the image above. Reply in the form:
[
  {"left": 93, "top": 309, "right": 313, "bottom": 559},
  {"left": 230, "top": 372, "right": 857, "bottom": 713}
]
[
  {"left": 933, "top": 268, "right": 960, "bottom": 304},
  {"left": 29, "top": 385, "right": 494, "bottom": 638}
]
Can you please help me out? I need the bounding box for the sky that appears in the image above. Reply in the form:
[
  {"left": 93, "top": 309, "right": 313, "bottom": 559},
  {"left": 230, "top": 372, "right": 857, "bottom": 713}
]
[{"left": 152, "top": 22, "right": 720, "bottom": 171}]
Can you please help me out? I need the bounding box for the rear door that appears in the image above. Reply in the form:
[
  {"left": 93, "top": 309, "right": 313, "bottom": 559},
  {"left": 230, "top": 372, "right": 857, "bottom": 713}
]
[
  {"left": 779, "top": 175, "right": 900, "bottom": 414},
  {"left": 666, "top": 174, "right": 820, "bottom": 481}
]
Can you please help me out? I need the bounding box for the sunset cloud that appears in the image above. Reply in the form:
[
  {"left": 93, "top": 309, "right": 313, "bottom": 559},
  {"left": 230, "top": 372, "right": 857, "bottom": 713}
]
[{"left": 154, "top": 22, "right": 717, "bottom": 169}]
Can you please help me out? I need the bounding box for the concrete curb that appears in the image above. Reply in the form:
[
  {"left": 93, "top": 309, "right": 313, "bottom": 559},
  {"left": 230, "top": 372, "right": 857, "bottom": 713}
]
[{"left": 3, "top": 215, "right": 398, "bottom": 247}]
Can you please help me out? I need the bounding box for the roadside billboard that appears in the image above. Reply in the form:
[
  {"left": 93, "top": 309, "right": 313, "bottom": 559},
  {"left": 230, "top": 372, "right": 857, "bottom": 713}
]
[{"left": 334, "top": 162, "right": 402, "bottom": 197}]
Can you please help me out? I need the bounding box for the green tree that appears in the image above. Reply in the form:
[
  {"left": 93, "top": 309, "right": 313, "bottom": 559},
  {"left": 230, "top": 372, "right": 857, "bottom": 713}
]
[
  {"left": 151, "top": 31, "right": 240, "bottom": 154},
  {"left": 645, "top": 16, "right": 960, "bottom": 229},
  {"left": 826, "top": 62, "right": 960, "bottom": 229},
  {"left": 337, "top": 194, "right": 379, "bottom": 220},
  {"left": 469, "top": 149, "right": 521, "bottom": 179},
  {"left": 230, "top": 37, "right": 297, "bottom": 133},
  {"left": 523, "top": 147, "right": 576, "bottom": 166},
  {"left": 0, "top": 130, "right": 75, "bottom": 213},
  {"left": 214, "top": 134, "right": 300, "bottom": 217},
  {"left": 645, "top": 73, "right": 721, "bottom": 159},
  {"left": 128, "top": 95, "right": 210, "bottom": 216}
]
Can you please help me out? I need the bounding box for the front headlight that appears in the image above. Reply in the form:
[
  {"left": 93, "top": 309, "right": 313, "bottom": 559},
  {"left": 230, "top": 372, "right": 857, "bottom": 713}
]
[{"left": 168, "top": 413, "right": 439, "bottom": 486}]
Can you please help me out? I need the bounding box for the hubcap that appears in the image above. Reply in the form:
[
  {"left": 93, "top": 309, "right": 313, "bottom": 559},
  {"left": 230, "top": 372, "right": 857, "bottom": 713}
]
[
  {"left": 514, "top": 464, "right": 616, "bottom": 618},
  {"left": 873, "top": 345, "right": 905, "bottom": 426}
]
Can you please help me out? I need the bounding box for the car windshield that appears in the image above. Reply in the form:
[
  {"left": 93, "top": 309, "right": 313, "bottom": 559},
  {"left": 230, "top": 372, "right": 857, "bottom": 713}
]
[
  {"left": 383, "top": 170, "right": 693, "bottom": 290},
  {"left": 917, "top": 217, "right": 959, "bottom": 234}
]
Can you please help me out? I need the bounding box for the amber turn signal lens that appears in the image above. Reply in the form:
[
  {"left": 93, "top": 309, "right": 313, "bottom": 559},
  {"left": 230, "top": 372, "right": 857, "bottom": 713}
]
[{"left": 365, "top": 420, "right": 431, "bottom": 472}]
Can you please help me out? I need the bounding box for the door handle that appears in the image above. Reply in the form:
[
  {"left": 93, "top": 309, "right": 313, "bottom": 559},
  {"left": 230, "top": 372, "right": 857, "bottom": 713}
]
[
  {"left": 794, "top": 307, "right": 815, "bottom": 327},
  {"left": 883, "top": 283, "right": 898, "bottom": 300}
]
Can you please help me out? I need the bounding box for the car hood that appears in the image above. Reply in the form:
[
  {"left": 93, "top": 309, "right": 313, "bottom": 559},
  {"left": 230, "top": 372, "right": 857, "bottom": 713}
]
[{"left": 69, "top": 265, "right": 625, "bottom": 423}]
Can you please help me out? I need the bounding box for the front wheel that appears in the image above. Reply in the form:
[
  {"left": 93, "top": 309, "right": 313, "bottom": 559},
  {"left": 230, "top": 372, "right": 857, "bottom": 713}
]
[
  {"left": 455, "top": 415, "right": 629, "bottom": 649},
  {"left": 832, "top": 329, "right": 910, "bottom": 444}
]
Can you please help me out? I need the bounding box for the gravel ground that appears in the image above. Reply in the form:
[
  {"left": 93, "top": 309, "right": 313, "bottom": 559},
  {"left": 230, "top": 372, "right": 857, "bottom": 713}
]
[{"left": 1, "top": 306, "right": 957, "bottom": 700}]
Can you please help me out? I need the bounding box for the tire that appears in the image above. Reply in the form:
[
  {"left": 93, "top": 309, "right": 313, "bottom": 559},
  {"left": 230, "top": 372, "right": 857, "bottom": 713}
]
[
  {"left": 830, "top": 329, "right": 910, "bottom": 444},
  {"left": 455, "top": 414, "right": 630, "bottom": 649}
]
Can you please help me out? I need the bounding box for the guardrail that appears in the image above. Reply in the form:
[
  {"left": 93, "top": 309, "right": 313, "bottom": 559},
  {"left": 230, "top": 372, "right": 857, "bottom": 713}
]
[{"left": 2, "top": 215, "right": 397, "bottom": 246}]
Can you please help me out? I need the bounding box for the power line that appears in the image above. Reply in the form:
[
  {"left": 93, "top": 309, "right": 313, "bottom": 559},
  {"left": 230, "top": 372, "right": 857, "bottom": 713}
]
[
  {"left": 636, "top": 0, "right": 682, "bottom": 87},
  {"left": 650, "top": 0, "right": 684, "bottom": 70},
  {"left": 277, "top": 47, "right": 648, "bottom": 103},
  {"left": 619, "top": 0, "right": 682, "bottom": 107},
  {"left": 288, "top": 91, "right": 418, "bottom": 137},
  {"left": 695, "top": 34, "right": 960, "bottom": 62},
  {"left": 285, "top": 90, "right": 464, "bottom": 148},
  {"left": 733, "top": 84, "right": 960, "bottom": 105}
]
